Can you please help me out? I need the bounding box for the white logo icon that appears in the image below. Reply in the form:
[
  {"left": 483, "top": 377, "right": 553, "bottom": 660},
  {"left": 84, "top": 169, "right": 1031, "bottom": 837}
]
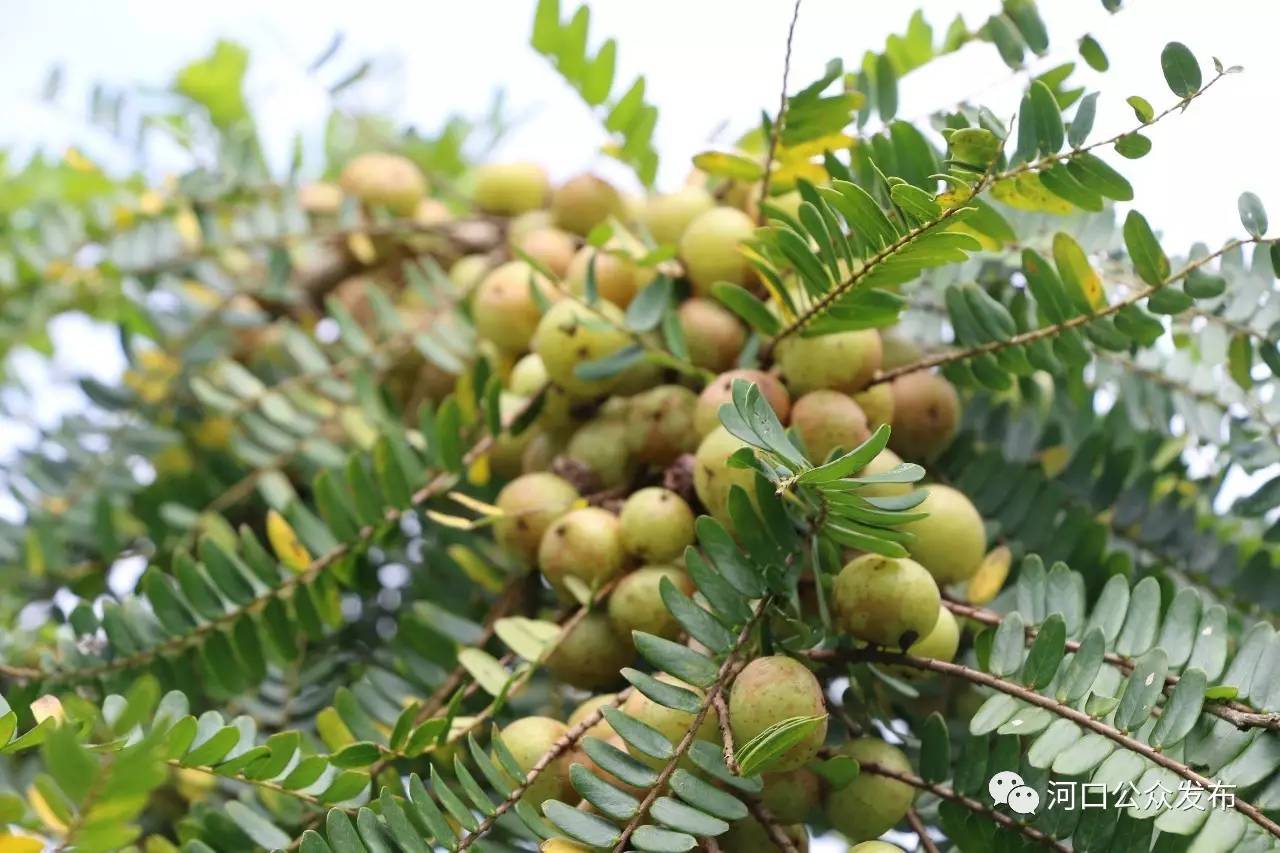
[{"left": 989, "top": 771, "right": 1040, "bottom": 815}]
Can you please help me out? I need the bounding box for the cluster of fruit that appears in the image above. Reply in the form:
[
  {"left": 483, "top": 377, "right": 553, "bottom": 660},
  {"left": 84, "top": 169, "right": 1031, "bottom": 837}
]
[{"left": 329, "top": 152, "right": 998, "bottom": 850}]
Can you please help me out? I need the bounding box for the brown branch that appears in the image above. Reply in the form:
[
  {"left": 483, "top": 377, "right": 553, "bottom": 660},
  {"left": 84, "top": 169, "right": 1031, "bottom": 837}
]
[
  {"left": 612, "top": 599, "right": 769, "bottom": 851},
  {"left": 712, "top": 691, "right": 738, "bottom": 774},
  {"left": 757, "top": 0, "right": 803, "bottom": 224},
  {"left": 905, "top": 807, "right": 941, "bottom": 853},
  {"left": 745, "top": 798, "right": 799, "bottom": 853},
  {"left": 805, "top": 647, "right": 1280, "bottom": 839}
]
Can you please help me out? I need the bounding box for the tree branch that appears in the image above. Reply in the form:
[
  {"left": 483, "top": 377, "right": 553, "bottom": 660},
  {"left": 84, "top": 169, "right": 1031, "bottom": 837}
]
[{"left": 757, "top": 0, "right": 803, "bottom": 224}]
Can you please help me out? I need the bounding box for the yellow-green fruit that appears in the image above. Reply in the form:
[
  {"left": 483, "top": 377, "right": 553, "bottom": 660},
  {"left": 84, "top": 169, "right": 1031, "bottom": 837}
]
[
  {"left": 694, "top": 369, "right": 791, "bottom": 437},
  {"left": 680, "top": 206, "right": 756, "bottom": 296},
  {"left": 493, "top": 473, "right": 580, "bottom": 564},
  {"left": 621, "top": 675, "right": 719, "bottom": 769},
  {"left": 901, "top": 484, "right": 986, "bottom": 584},
  {"left": 858, "top": 449, "right": 912, "bottom": 499},
  {"left": 508, "top": 209, "right": 555, "bottom": 246},
  {"left": 879, "top": 330, "right": 924, "bottom": 370},
  {"left": 762, "top": 768, "right": 822, "bottom": 823},
  {"left": 540, "top": 840, "right": 592, "bottom": 853},
  {"left": 849, "top": 842, "right": 907, "bottom": 853},
  {"left": 833, "top": 554, "right": 940, "bottom": 650},
  {"left": 566, "top": 246, "right": 648, "bottom": 308},
  {"left": 568, "top": 694, "right": 618, "bottom": 740},
  {"left": 546, "top": 612, "right": 633, "bottom": 689},
  {"left": 776, "top": 329, "right": 882, "bottom": 395},
  {"left": 510, "top": 353, "right": 549, "bottom": 397},
  {"left": 552, "top": 173, "right": 623, "bottom": 235},
  {"left": 854, "top": 383, "right": 894, "bottom": 431},
  {"left": 538, "top": 507, "right": 626, "bottom": 597},
  {"left": 906, "top": 606, "right": 960, "bottom": 664},
  {"left": 472, "top": 162, "right": 550, "bottom": 215},
  {"left": 415, "top": 198, "right": 451, "bottom": 225},
  {"left": 618, "top": 487, "right": 696, "bottom": 563},
  {"left": 473, "top": 261, "right": 557, "bottom": 353},
  {"left": 298, "top": 181, "right": 344, "bottom": 215},
  {"left": 450, "top": 254, "right": 493, "bottom": 290},
  {"left": 496, "top": 717, "right": 572, "bottom": 808},
  {"left": 728, "top": 656, "right": 828, "bottom": 772},
  {"left": 533, "top": 300, "right": 632, "bottom": 399},
  {"left": 608, "top": 565, "right": 695, "bottom": 641},
  {"left": 823, "top": 739, "right": 915, "bottom": 842},
  {"left": 338, "top": 152, "right": 427, "bottom": 215},
  {"left": 626, "top": 385, "right": 699, "bottom": 465},
  {"left": 642, "top": 186, "right": 715, "bottom": 245},
  {"left": 693, "top": 426, "right": 757, "bottom": 529},
  {"left": 888, "top": 372, "right": 960, "bottom": 461},
  {"left": 678, "top": 298, "right": 746, "bottom": 373},
  {"left": 790, "top": 390, "right": 871, "bottom": 463},
  {"left": 513, "top": 227, "right": 577, "bottom": 278},
  {"left": 490, "top": 393, "right": 540, "bottom": 479},
  {"left": 521, "top": 430, "right": 562, "bottom": 474},
  {"left": 566, "top": 416, "right": 636, "bottom": 489},
  {"left": 721, "top": 818, "right": 810, "bottom": 852}
]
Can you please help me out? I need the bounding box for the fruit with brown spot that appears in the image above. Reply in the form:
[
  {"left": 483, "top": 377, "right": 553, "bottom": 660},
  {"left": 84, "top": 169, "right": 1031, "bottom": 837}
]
[
  {"left": 790, "top": 390, "right": 871, "bottom": 463},
  {"left": 888, "top": 372, "right": 960, "bottom": 460},
  {"left": 693, "top": 369, "right": 791, "bottom": 438},
  {"left": 833, "top": 554, "right": 940, "bottom": 650},
  {"left": 823, "top": 739, "right": 915, "bottom": 842},
  {"left": 678, "top": 298, "right": 746, "bottom": 373},
  {"left": 680, "top": 206, "right": 756, "bottom": 296},
  {"left": 532, "top": 300, "right": 633, "bottom": 399},
  {"left": 626, "top": 384, "right": 699, "bottom": 465},
  {"left": 776, "top": 329, "right": 882, "bottom": 395},
  {"left": 493, "top": 473, "right": 580, "bottom": 564},
  {"left": 551, "top": 173, "right": 623, "bottom": 236},
  {"left": 608, "top": 564, "right": 695, "bottom": 641},
  {"left": 728, "top": 655, "right": 828, "bottom": 772},
  {"left": 546, "top": 612, "right": 634, "bottom": 689},
  {"left": 537, "top": 507, "right": 626, "bottom": 598},
  {"left": 495, "top": 716, "right": 573, "bottom": 808},
  {"left": 618, "top": 487, "right": 696, "bottom": 563},
  {"left": 473, "top": 261, "right": 558, "bottom": 353}
]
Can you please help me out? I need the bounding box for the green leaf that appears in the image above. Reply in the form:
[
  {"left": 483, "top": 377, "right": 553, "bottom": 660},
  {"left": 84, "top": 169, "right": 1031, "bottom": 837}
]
[
  {"left": 1029, "top": 80, "right": 1065, "bottom": 154},
  {"left": 1058, "top": 627, "right": 1106, "bottom": 703},
  {"left": 570, "top": 763, "right": 638, "bottom": 820},
  {"left": 990, "top": 611, "right": 1026, "bottom": 677},
  {"left": 625, "top": 275, "right": 672, "bottom": 331},
  {"left": 1068, "top": 91, "right": 1098, "bottom": 148},
  {"left": 711, "top": 282, "right": 780, "bottom": 336},
  {"left": 875, "top": 53, "right": 898, "bottom": 121},
  {"left": 1161, "top": 41, "right": 1202, "bottom": 98},
  {"left": 1126, "top": 95, "right": 1154, "bottom": 122},
  {"left": 736, "top": 713, "right": 828, "bottom": 776},
  {"left": 1238, "top": 191, "right": 1268, "bottom": 237},
  {"left": 1229, "top": 334, "right": 1254, "bottom": 390},
  {"left": 174, "top": 40, "right": 249, "bottom": 127},
  {"left": 1114, "top": 132, "right": 1151, "bottom": 159},
  {"left": 919, "top": 712, "right": 951, "bottom": 783},
  {"left": 583, "top": 38, "right": 616, "bottom": 106},
  {"left": 1114, "top": 648, "right": 1169, "bottom": 731},
  {"left": 1123, "top": 210, "right": 1170, "bottom": 286},
  {"left": 1150, "top": 668, "right": 1207, "bottom": 749},
  {"left": 1078, "top": 35, "right": 1109, "bottom": 71},
  {"left": 1022, "top": 613, "right": 1067, "bottom": 689},
  {"left": 632, "top": 631, "right": 718, "bottom": 688}
]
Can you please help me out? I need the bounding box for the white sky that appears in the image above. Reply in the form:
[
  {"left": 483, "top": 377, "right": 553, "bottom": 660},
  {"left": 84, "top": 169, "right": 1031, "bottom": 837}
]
[{"left": 1, "top": 4, "right": 1277, "bottom": 847}]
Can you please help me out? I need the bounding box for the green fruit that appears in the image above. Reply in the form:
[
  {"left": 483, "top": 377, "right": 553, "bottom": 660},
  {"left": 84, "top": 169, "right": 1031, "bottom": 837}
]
[
  {"left": 680, "top": 206, "right": 756, "bottom": 296},
  {"left": 568, "top": 694, "right": 619, "bottom": 740},
  {"left": 761, "top": 768, "right": 822, "bottom": 823},
  {"left": 694, "top": 369, "right": 791, "bottom": 438},
  {"left": 678, "top": 298, "right": 746, "bottom": 372},
  {"left": 833, "top": 554, "right": 940, "bottom": 649},
  {"left": 551, "top": 173, "right": 623, "bottom": 235},
  {"left": 776, "top": 329, "right": 882, "bottom": 395},
  {"left": 513, "top": 227, "right": 576, "bottom": 277},
  {"left": 721, "top": 818, "right": 810, "bottom": 852},
  {"left": 878, "top": 330, "right": 923, "bottom": 370},
  {"left": 490, "top": 392, "right": 539, "bottom": 479},
  {"left": 642, "top": 186, "right": 715, "bottom": 245},
  {"left": 693, "top": 426, "right": 758, "bottom": 530},
  {"left": 790, "top": 390, "right": 870, "bottom": 463},
  {"left": 566, "top": 416, "right": 636, "bottom": 488},
  {"left": 509, "top": 353, "right": 550, "bottom": 397},
  {"left": 618, "top": 487, "right": 696, "bottom": 563},
  {"left": 546, "top": 612, "right": 634, "bottom": 689},
  {"left": 906, "top": 605, "right": 959, "bottom": 663},
  {"left": 566, "top": 245, "right": 650, "bottom": 309},
  {"left": 521, "top": 430, "right": 562, "bottom": 474},
  {"left": 472, "top": 162, "right": 550, "bottom": 214},
  {"left": 449, "top": 254, "right": 493, "bottom": 290},
  {"left": 853, "top": 383, "right": 894, "bottom": 431},
  {"left": 508, "top": 209, "right": 555, "bottom": 246},
  {"left": 849, "top": 841, "right": 907, "bottom": 852},
  {"left": 728, "top": 655, "right": 828, "bottom": 772},
  {"left": 473, "top": 261, "right": 558, "bottom": 353},
  {"left": 621, "top": 675, "right": 719, "bottom": 769},
  {"left": 496, "top": 716, "right": 572, "bottom": 808},
  {"left": 901, "top": 484, "right": 986, "bottom": 584},
  {"left": 888, "top": 372, "right": 960, "bottom": 461},
  {"left": 532, "top": 300, "right": 633, "bottom": 399},
  {"left": 493, "top": 473, "right": 580, "bottom": 564},
  {"left": 538, "top": 507, "right": 626, "bottom": 597},
  {"left": 858, "top": 449, "right": 912, "bottom": 498},
  {"left": 608, "top": 565, "right": 694, "bottom": 641},
  {"left": 823, "top": 739, "right": 915, "bottom": 842},
  {"left": 338, "top": 152, "right": 427, "bottom": 215},
  {"left": 626, "top": 384, "right": 699, "bottom": 465}
]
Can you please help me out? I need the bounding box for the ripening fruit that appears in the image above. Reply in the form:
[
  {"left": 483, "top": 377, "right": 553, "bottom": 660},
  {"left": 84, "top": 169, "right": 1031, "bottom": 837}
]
[
  {"left": 693, "top": 426, "right": 758, "bottom": 529},
  {"left": 678, "top": 298, "right": 746, "bottom": 373},
  {"left": 833, "top": 554, "right": 940, "bottom": 650},
  {"left": 450, "top": 254, "right": 493, "bottom": 290},
  {"left": 694, "top": 369, "right": 791, "bottom": 438},
  {"left": 901, "top": 484, "right": 986, "bottom": 584},
  {"left": 566, "top": 416, "right": 636, "bottom": 489},
  {"left": 790, "top": 390, "right": 871, "bottom": 463},
  {"left": 472, "top": 162, "right": 550, "bottom": 214},
  {"left": 496, "top": 716, "right": 572, "bottom": 808},
  {"left": 509, "top": 353, "right": 549, "bottom": 397},
  {"left": 823, "top": 739, "right": 915, "bottom": 842},
  {"left": 414, "top": 198, "right": 451, "bottom": 226},
  {"left": 849, "top": 841, "right": 907, "bottom": 853},
  {"left": 680, "top": 206, "right": 756, "bottom": 296},
  {"left": 538, "top": 507, "right": 626, "bottom": 597},
  {"left": 546, "top": 612, "right": 634, "bottom": 689},
  {"left": 621, "top": 675, "right": 719, "bottom": 768},
  {"left": 568, "top": 694, "right": 618, "bottom": 740},
  {"left": 642, "top": 186, "right": 715, "bottom": 245},
  {"left": 888, "top": 372, "right": 960, "bottom": 461},
  {"left": 513, "top": 227, "right": 577, "bottom": 277},
  {"left": 551, "top": 173, "right": 623, "bottom": 236},
  {"left": 565, "top": 245, "right": 649, "bottom": 309},
  {"left": 776, "top": 329, "right": 882, "bottom": 395},
  {"left": 473, "top": 261, "right": 558, "bottom": 354},
  {"left": 905, "top": 605, "right": 960, "bottom": 664},
  {"left": 858, "top": 448, "right": 912, "bottom": 499},
  {"left": 762, "top": 768, "right": 822, "bottom": 823},
  {"left": 729, "top": 656, "right": 828, "bottom": 772},
  {"left": 618, "top": 487, "right": 696, "bottom": 563},
  {"left": 490, "top": 393, "right": 540, "bottom": 479},
  {"left": 532, "top": 300, "right": 633, "bottom": 399},
  {"left": 853, "top": 383, "right": 894, "bottom": 431},
  {"left": 608, "top": 565, "right": 695, "bottom": 641},
  {"left": 493, "top": 473, "right": 580, "bottom": 564},
  {"left": 721, "top": 818, "right": 810, "bottom": 852},
  {"left": 338, "top": 152, "right": 427, "bottom": 215},
  {"left": 879, "top": 330, "right": 923, "bottom": 370},
  {"left": 297, "top": 181, "right": 344, "bottom": 215},
  {"left": 508, "top": 209, "right": 555, "bottom": 246},
  {"left": 626, "top": 385, "right": 699, "bottom": 465}
]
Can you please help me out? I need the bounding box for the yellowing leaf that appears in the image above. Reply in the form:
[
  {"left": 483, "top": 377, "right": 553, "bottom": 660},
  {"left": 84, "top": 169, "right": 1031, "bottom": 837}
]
[
  {"left": 193, "top": 417, "right": 233, "bottom": 450},
  {"left": 466, "top": 452, "right": 490, "bottom": 486},
  {"left": 990, "top": 173, "right": 1074, "bottom": 215},
  {"left": 446, "top": 545, "right": 505, "bottom": 593},
  {"left": 0, "top": 835, "right": 45, "bottom": 853},
  {"left": 174, "top": 207, "right": 203, "bottom": 251},
  {"left": 173, "top": 767, "right": 216, "bottom": 803},
  {"left": 424, "top": 510, "right": 480, "bottom": 531},
  {"left": 446, "top": 491, "right": 502, "bottom": 517},
  {"left": 770, "top": 158, "right": 827, "bottom": 192},
  {"left": 967, "top": 545, "right": 1012, "bottom": 605},
  {"left": 63, "top": 147, "right": 99, "bottom": 174},
  {"left": 25, "top": 786, "right": 66, "bottom": 835},
  {"left": 138, "top": 190, "right": 165, "bottom": 216},
  {"left": 692, "top": 150, "right": 765, "bottom": 182},
  {"left": 347, "top": 232, "right": 377, "bottom": 265},
  {"left": 315, "top": 707, "right": 355, "bottom": 752},
  {"left": 30, "top": 696, "right": 64, "bottom": 725},
  {"left": 1039, "top": 445, "right": 1071, "bottom": 478},
  {"left": 1052, "top": 232, "right": 1106, "bottom": 310},
  {"left": 266, "top": 510, "right": 311, "bottom": 573},
  {"left": 782, "top": 132, "right": 856, "bottom": 160}
]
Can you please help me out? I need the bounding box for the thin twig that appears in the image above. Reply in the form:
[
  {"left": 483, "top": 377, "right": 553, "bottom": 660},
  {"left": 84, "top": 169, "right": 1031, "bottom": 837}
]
[
  {"left": 905, "top": 807, "right": 941, "bottom": 853},
  {"left": 757, "top": 0, "right": 804, "bottom": 223},
  {"left": 712, "top": 691, "right": 738, "bottom": 774},
  {"left": 745, "top": 798, "right": 800, "bottom": 853}
]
